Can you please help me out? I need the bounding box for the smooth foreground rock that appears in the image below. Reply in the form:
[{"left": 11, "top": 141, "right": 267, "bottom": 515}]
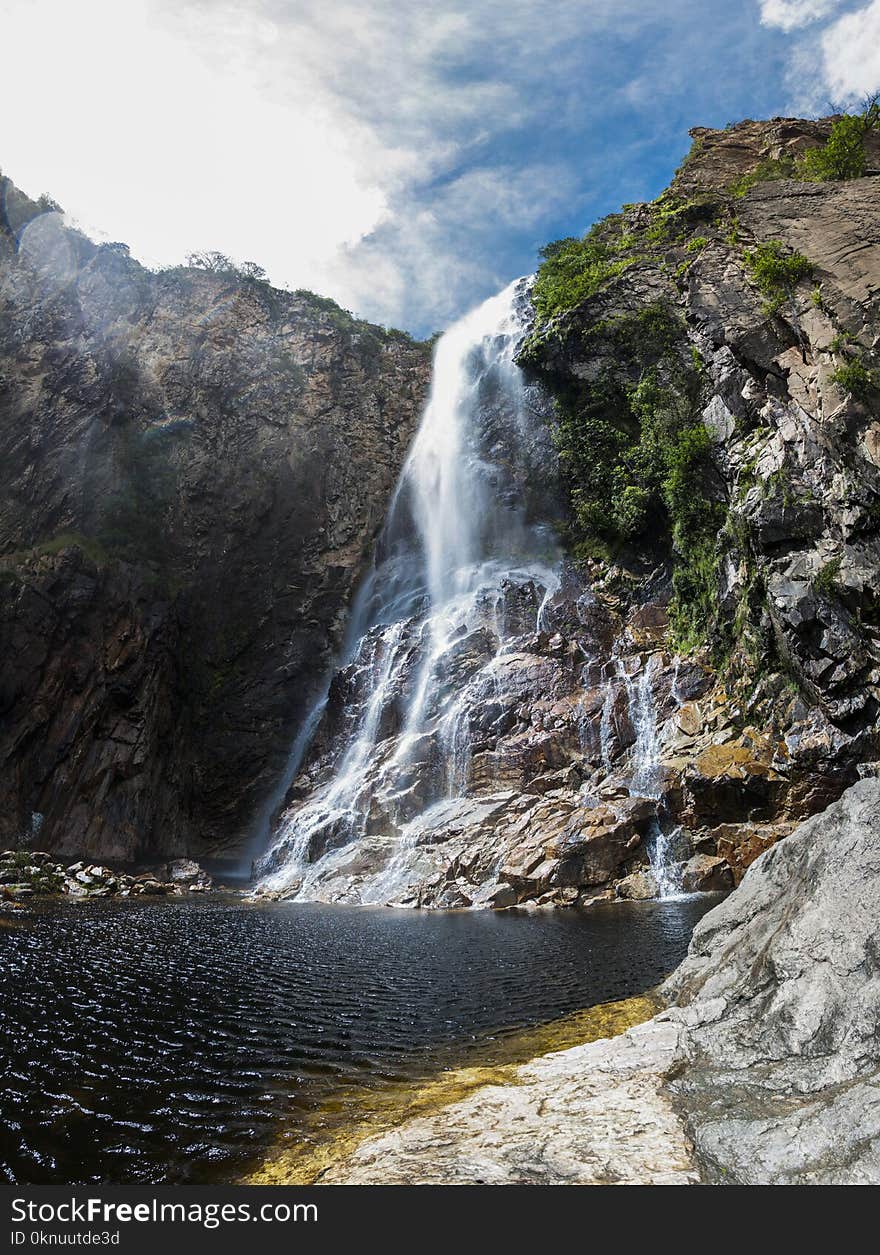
[
  {"left": 319, "top": 1020, "right": 698, "bottom": 1185},
  {"left": 663, "top": 776, "right": 880, "bottom": 1184}
]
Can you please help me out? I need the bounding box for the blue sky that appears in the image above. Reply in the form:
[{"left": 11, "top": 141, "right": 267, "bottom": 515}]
[{"left": 2, "top": 1, "right": 878, "bottom": 334}]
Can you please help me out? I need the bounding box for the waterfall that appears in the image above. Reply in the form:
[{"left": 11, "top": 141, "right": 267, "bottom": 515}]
[
  {"left": 598, "top": 670, "right": 616, "bottom": 773},
  {"left": 626, "top": 654, "right": 682, "bottom": 899},
  {"left": 628, "top": 656, "right": 661, "bottom": 801},
  {"left": 256, "top": 279, "right": 561, "bottom": 903}
]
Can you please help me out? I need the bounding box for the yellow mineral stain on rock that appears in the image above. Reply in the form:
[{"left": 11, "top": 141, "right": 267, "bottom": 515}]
[{"left": 244, "top": 991, "right": 659, "bottom": 1185}]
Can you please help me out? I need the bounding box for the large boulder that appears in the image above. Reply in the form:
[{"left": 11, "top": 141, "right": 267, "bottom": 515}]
[{"left": 663, "top": 778, "right": 880, "bottom": 1184}]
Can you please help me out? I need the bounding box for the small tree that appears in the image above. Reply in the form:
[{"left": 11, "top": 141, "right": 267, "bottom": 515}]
[
  {"left": 186, "top": 250, "right": 235, "bottom": 272},
  {"left": 239, "top": 261, "right": 267, "bottom": 282}
]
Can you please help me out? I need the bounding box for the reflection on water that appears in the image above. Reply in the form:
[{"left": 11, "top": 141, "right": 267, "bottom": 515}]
[{"left": 0, "top": 895, "right": 718, "bottom": 1183}]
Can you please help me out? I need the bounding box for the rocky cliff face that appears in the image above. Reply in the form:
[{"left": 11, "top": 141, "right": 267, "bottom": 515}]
[
  {"left": 0, "top": 176, "right": 430, "bottom": 861},
  {"left": 261, "top": 114, "right": 880, "bottom": 909},
  {"left": 509, "top": 115, "right": 880, "bottom": 898},
  {"left": 5, "top": 113, "right": 879, "bottom": 893},
  {"left": 662, "top": 777, "right": 880, "bottom": 1183}
]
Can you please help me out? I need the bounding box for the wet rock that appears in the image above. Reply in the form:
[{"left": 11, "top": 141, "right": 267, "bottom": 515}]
[
  {"left": 627, "top": 604, "right": 669, "bottom": 648},
  {"left": 680, "top": 854, "right": 733, "bottom": 893},
  {"left": 683, "top": 738, "right": 787, "bottom": 825},
  {"left": 161, "top": 858, "right": 214, "bottom": 890},
  {"left": 616, "top": 870, "right": 659, "bottom": 900},
  {"left": 708, "top": 820, "right": 795, "bottom": 883}
]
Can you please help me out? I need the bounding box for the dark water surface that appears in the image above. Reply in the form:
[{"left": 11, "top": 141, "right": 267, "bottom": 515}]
[{"left": 0, "top": 895, "right": 717, "bottom": 1183}]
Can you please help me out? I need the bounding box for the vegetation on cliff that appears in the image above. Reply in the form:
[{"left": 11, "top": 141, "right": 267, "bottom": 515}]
[
  {"left": 536, "top": 304, "right": 725, "bottom": 648},
  {"left": 519, "top": 110, "right": 880, "bottom": 696},
  {"left": 729, "top": 99, "right": 879, "bottom": 194}
]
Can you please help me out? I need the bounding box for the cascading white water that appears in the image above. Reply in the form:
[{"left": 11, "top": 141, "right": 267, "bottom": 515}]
[
  {"left": 627, "top": 654, "right": 682, "bottom": 898},
  {"left": 588, "top": 654, "right": 682, "bottom": 898},
  {"left": 257, "top": 279, "right": 561, "bottom": 902},
  {"left": 628, "top": 657, "right": 662, "bottom": 801}
]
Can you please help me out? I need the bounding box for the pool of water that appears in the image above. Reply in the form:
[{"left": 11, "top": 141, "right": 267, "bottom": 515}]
[{"left": 0, "top": 894, "right": 719, "bottom": 1183}]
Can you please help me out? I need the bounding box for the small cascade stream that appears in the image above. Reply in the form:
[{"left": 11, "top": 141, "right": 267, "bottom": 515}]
[
  {"left": 628, "top": 655, "right": 683, "bottom": 899},
  {"left": 594, "top": 654, "right": 683, "bottom": 899},
  {"left": 257, "top": 279, "right": 561, "bottom": 902}
]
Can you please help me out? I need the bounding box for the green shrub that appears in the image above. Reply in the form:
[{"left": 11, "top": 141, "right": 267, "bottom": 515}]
[
  {"left": 730, "top": 156, "right": 796, "bottom": 197},
  {"left": 552, "top": 358, "right": 724, "bottom": 651},
  {"left": 530, "top": 219, "right": 634, "bottom": 324},
  {"left": 813, "top": 556, "right": 842, "bottom": 598},
  {"left": 798, "top": 113, "right": 870, "bottom": 181},
  {"left": 745, "top": 240, "right": 813, "bottom": 313},
  {"left": 670, "top": 538, "right": 722, "bottom": 652},
  {"left": 831, "top": 358, "right": 876, "bottom": 399},
  {"left": 730, "top": 105, "right": 879, "bottom": 196}
]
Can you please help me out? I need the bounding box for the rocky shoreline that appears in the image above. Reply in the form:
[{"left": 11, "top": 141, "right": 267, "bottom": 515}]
[
  {"left": 0, "top": 850, "right": 216, "bottom": 910},
  {"left": 297, "top": 779, "right": 880, "bottom": 1185}
]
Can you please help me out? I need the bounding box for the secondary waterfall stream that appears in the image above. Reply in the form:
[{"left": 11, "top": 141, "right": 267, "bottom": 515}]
[{"left": 626, "top": 656, "right": 683, "bottom": 899}]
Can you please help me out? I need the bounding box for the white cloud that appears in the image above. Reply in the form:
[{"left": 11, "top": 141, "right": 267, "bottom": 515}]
[
  {"left": 13, "top": 0, "right": 864, "bottom": 333},
  {"left": 0, "top": 0, "right": 663, "bottom": 330},
  {"left": 763, "top": 0, "right": 880, "bottom": 111},
  {"left": 821, "top": 1, "right": 880, "bottom": 100},
  {"left": 0, "top": 0, "right": 387, "bottom": 290},
  {"left": 321, "top": 160, "right": 584, "bottom": 332},
  {"left": 759, "top": 1, "right": 841, "bottom": 31}
]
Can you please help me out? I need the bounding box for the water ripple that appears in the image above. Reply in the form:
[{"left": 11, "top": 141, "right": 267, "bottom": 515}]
[{"left": 0, "top": 895, "right": 716, "bottom": 1183}]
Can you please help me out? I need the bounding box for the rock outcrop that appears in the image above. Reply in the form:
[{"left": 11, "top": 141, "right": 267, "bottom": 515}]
[
  {"left": 662, "top": 775, "right": 880, "bottom": 1183},
  {"left": 0, "top": 848, "right": 214, "bottom": 905},
  {"left": 318, "top": 1018, "right": 698, "bottom": 1185},
  {"left": 310, "top": 779, "right": 880, "bottom": 1184},
  {"left": 0, "top": 175, "right": 431, "bottom": 862}
]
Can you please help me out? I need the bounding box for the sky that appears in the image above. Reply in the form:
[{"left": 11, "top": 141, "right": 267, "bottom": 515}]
[{"left": 1, "top": 0, "right": 878, "bottom": 335}]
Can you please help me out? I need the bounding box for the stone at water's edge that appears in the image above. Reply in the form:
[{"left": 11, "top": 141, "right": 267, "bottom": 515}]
[
  {"left": 311, "top": 780, "right": 880, "bottom": 1183},
  {"left": 318, "top": 1020, "right": 698, "bottom": 1185},
  {"left": 0, "top": 849, "right": 216, "bottom": 904},
  {"left": 661, "top": 776, "right": 880, "bottom": 1184}
]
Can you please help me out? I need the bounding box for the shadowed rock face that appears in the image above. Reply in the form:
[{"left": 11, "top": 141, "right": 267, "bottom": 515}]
[
  {"left": 0, "top": 177, "right": 431, "bottom": 861},
  {"left": 663, "top": 777, "right": 880, "bottom": 1184}
]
